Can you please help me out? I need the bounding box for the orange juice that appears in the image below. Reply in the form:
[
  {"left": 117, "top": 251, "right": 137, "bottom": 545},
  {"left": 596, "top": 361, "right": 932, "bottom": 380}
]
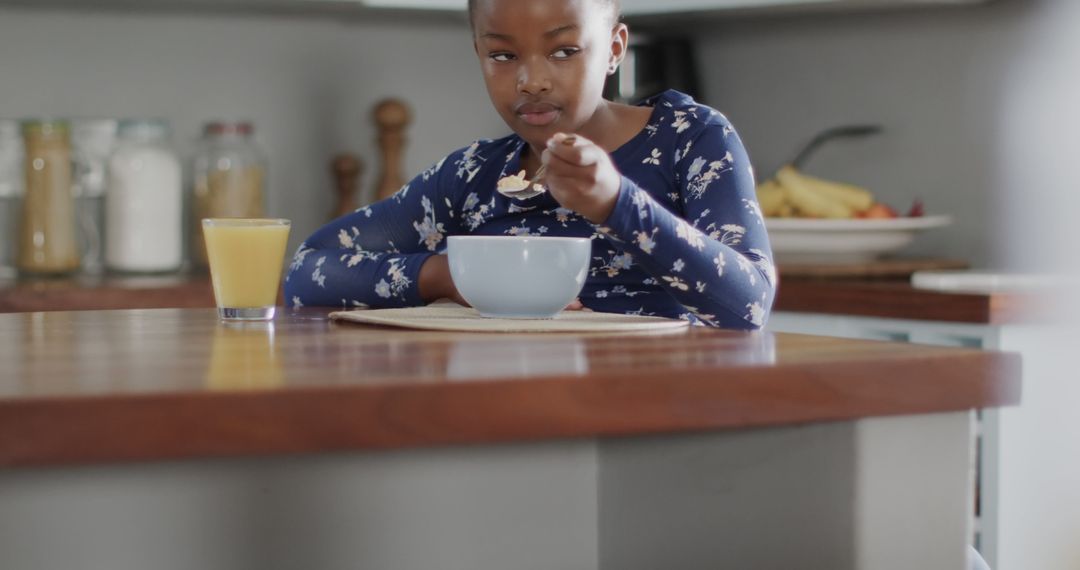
[{"left": 202, "top": 218, "right": 290, "bottom": 320}]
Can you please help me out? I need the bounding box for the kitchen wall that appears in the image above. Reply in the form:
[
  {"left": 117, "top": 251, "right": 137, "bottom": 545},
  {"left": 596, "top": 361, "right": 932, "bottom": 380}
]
[
  {"left": 4, "top": 1, "right": 1077, "bottom": 277},
  {"left": 692, "top": 3, "right": 1080, "bottom": 570},
  {"left": 0, "top": 7, "right": 500, "bottom": 256},
  {"left": 692, "top": 0, "right": 1080, "bottom": 274}
]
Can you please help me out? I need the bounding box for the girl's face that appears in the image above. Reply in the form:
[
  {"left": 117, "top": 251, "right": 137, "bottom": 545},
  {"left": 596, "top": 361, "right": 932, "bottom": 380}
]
[{"left": 472, "top": 0, "right": 625, "bottom": 150}]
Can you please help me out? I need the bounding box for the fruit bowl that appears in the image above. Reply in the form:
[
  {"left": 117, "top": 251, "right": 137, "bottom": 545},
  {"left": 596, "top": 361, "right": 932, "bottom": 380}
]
[{"left": 764, "top": 215, "right": 952, "bottom": 264}]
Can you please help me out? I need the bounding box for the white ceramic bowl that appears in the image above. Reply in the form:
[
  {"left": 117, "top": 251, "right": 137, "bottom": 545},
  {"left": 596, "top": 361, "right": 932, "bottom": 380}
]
[
  {"left": 447, "top": 235, "right": 591, "bottom": 319},
  {"left": 765, "top": 215, "right": 952, "bottom": 264}
]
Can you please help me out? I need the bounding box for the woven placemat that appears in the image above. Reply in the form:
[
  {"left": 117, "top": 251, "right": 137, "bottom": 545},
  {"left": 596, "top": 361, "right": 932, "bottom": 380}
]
[{"left": 329, "top": 305, "right": 690, "bottom": 333}]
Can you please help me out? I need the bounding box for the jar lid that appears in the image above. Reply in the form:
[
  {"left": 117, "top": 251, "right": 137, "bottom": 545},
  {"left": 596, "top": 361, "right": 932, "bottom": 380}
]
[
  {"left": 21, "top": 119, "right": 70, "bottom": 136},
  {"left": 204, "top": 121, "right": 254, "bottom": 136},
  {"left": 72, "top": 119, "right": 119, "bottom": 137},
  {"left": 118, "top": 119, "right": 171, "bottom": 139},
  {"left": 0, "top": 119, "right": 19, "bottom": 138}
]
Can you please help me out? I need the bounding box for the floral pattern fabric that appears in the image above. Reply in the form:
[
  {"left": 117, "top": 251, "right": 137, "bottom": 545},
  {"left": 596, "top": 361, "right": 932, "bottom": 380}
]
[{"left": 284, "top": 90, "right": 776, "bottom": 329}]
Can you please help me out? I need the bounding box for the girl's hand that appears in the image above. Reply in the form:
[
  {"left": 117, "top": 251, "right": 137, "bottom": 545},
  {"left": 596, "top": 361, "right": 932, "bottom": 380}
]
[
  {"left": 418, "top": 255, "right": 469, "bottom": 306},
  {"left": 564, "top": 298, "right": 591, "bottom": 311},
  {"left": 541, "top": 133, "right": 622, "bottom": 224}
]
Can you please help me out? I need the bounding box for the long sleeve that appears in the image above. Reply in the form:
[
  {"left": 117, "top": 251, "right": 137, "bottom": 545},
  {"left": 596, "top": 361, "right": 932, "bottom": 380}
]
[
  {"left": 283, "top": 91, "right": 775, "bottom": 328},
  {"left": 283, "top": 156, "right": 459, "bottom": 309},
  {"left": 595, "top": 121, "right": 776, "bottom": 329}
]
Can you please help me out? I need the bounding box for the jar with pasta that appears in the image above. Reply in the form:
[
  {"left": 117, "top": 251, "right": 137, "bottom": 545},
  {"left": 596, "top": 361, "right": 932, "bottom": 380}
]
[
  {"left": 190, "top": 121, "right": 267, "bottom": 268},
  {"left": 18, "top": 120, "right": 79, "bottom": 276}
]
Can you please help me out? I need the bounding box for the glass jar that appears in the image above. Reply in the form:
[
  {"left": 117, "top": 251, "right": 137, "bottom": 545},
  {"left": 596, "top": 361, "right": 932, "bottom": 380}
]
[
  {"left": 71, "top": 119, "right": 118, "bottom": 274},
  {"left": 105, "top": 119, "right": 183, "bottom": 273},
  {"left": 190, "top": 121, "right": 267, "bottom": 268},
  {"left": 18, "top": 120, "right": 80, "bottom": 276},
  {"left": 0, "top": 120, "right": 23, "bottom": 278}
]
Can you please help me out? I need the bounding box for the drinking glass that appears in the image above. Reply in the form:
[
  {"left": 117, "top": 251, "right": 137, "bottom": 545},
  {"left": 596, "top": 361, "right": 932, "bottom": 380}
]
[{"left": 202, "top": 218, "right": 290, "bottom": 320}]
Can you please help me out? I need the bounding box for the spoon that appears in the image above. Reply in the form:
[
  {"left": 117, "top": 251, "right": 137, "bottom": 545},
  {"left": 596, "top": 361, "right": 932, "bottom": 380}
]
[
  {"left": 497, "top": 164, "right": 547, "bottom": 200},
  {"left": 496, "top": 136, "right": 576, "bottom": 200}
]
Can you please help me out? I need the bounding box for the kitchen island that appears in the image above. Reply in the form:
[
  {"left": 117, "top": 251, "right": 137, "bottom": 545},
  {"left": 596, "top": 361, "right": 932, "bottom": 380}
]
[
  {"left": 0, "top": 307, "right": 1020, "bottom": 570},
  {"left": 770, "top": 276, "right": 1071, "bottom": 569}
]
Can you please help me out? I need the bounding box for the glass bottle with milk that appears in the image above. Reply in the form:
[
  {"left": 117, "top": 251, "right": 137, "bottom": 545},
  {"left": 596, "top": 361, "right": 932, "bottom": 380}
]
[
  {"left": 190, "top": 121, "right": 267, "bottom": 269},
  {"left": 105, "top": 119, "right": 183, "bottom": 274}
]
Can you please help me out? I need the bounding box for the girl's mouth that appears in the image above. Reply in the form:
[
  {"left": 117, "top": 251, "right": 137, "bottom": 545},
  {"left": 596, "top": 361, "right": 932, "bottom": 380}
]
[
  {"left": 519, "top": 110, "right": 560, "bottom": 126},
  {"left": 515, "top": 102, "right": 560, "bottom": 127}
]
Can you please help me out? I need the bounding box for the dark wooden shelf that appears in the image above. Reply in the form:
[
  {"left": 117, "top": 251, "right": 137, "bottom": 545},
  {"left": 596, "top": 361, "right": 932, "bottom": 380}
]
[
  {"left": 0, "top": 272, "right": 1036, "bottom": 325},
  {"left": 0, "top": 273, "right": 215, "bottom": 313},
  {"left": 774, "top": 279, "right": 1032, "bottom": 324}
]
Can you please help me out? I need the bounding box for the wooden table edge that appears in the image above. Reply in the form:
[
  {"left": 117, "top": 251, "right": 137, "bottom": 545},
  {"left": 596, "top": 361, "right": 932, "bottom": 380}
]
[{"left": 0, "top": 350, "right": 1021, "bottom": 469}]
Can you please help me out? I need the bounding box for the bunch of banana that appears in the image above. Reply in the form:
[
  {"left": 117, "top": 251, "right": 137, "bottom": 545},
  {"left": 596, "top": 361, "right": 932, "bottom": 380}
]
[{"left": 757, "top": 165, "right": 883, "bottom": 219}]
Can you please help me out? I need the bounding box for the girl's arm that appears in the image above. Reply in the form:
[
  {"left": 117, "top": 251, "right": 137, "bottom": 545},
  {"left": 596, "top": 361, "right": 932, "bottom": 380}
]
[
  {"left": 598, "top": 122, "right": 776, "bottom": 329},
  {"left": 283, "top": 155, "right": 460, "bottom": 309}
]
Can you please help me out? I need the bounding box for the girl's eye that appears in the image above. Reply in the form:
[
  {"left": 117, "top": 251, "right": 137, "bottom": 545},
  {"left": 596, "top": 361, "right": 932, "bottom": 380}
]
[
  {"left": 551, "top": 47, "right": 580, "bottom": 60},
  {"left": 489, "top": 52, "right": 515, "bottom": 63}
]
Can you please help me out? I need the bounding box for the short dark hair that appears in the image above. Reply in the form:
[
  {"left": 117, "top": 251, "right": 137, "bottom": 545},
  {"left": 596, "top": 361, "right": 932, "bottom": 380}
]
[{"left": 468, "top": 0, "right": 621, "bottom": 29}]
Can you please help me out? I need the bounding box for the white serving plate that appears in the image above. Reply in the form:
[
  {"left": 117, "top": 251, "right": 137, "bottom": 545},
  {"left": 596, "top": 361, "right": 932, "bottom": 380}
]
[{"left": 764, "top": 215, "right": 952, "bottom": 264}]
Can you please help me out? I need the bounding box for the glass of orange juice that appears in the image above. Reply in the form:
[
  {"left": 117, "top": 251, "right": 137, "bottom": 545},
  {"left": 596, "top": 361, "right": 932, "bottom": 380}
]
[{"left": 202, "top": 218, "right": 290, "bottom": 321}]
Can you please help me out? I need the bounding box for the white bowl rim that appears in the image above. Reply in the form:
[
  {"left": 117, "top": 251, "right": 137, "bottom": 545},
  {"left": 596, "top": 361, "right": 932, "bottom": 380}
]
[
  {"left": 764, "top": 215, "right": 952, "bottom": 231},
  {"left": 448, "top": 235, "right": 591, "bottom": 243}
]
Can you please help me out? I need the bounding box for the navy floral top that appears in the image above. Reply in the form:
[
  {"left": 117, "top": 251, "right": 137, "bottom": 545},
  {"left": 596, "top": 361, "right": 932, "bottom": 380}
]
[{"left": 284, "top": 90, "right": 776, "bottom": 329}]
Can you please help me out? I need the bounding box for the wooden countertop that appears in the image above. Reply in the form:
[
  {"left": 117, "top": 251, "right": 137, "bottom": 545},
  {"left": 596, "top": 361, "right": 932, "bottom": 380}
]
[
  {"left": 1, "top": 273, "right": 1036, "bottom": 324},
  {"left": 0, "top": 274, "right": 215, "bottom": 313},
  {"left": 774, "top": 279, "right": 1033, "bottom": 324},
  {"left": 0, "top": 308, "right": 1021, "bottom": 468},
  {"left": 1, "top": 264, "right": 1047, "bottom": 327}
]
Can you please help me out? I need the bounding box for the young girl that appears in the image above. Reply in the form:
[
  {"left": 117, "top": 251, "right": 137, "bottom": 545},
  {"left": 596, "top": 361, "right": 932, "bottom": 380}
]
[{"left": 284, "top": 0, "right": 776, "bottom": 329}]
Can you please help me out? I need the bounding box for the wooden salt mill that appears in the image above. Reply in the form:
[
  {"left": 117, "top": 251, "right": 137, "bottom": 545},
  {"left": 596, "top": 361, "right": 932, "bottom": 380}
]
[
  {"left": 330, "top": 153, "right": 363, "bottom": 219},
  {"left": 372, "top": 98, "right": 411, "bottom": 201}
]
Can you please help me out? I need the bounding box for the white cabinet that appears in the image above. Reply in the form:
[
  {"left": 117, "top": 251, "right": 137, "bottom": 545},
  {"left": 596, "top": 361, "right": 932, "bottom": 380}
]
[
  {"left": 358, "top": 0, "right": 991, "bottom": 14},
  {"left": 0, "top": 0, "right": 988, "bottom": 16},
  {"left": 350, "top": 0, "right": 991, "bottom": 15},
  {"left": 354, "top": 0, "right": 991, "bottom": 13},
  {"left": 768, "top": 311, "right": 1080, "bottom": 570},
  {"left": 618, "top": 0, "right": 987, "bottom": 16}
]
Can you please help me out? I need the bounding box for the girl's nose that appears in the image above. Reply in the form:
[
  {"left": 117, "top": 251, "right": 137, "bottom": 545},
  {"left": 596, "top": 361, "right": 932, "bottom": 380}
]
[{"left": 517, "top": 58, "right": 552, "bottom": 95}]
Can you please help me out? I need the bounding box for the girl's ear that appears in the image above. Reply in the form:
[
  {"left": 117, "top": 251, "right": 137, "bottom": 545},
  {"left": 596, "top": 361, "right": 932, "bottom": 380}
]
[{"left": 607, "top": 23, "right": 630, "bottom": 76}]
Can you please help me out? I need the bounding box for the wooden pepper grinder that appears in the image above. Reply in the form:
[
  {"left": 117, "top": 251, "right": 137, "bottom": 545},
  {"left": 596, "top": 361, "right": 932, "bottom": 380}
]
[
  {"left": 330, "top": 153, "right": 363, "bottom": 219},
  {"left": 373, "top": 98, "right": 412, "bottom": 201}
]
